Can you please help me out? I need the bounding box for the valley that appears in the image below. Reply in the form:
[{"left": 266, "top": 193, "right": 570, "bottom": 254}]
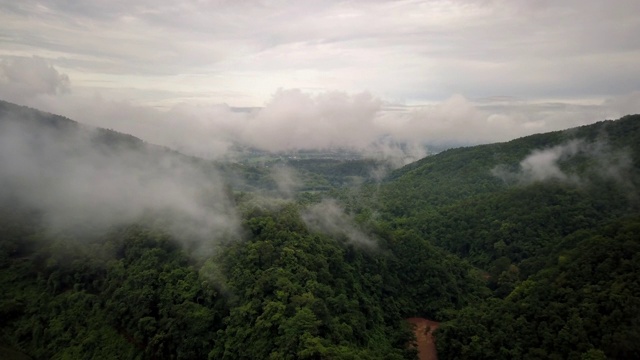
[{"left": 0, "top": 101, "right": 639, "bottom": 359}]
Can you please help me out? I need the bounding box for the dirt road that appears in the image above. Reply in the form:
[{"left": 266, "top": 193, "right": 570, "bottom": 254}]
[{"left": 406, "top": 317, "right": 440, "bottom": 360}]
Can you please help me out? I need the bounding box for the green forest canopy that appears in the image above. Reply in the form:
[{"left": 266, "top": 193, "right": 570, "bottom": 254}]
[{"left": 1, "top": 100, "right": 639, "bottom": 359}]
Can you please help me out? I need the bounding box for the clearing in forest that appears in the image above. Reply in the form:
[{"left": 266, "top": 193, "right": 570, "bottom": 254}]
[{"left": 407, "top": 317, "right": 440, "bottom": 360}]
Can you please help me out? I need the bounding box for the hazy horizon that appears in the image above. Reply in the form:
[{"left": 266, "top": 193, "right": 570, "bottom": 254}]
[{"left": 1, "top": 0, "right": 640, "bottom": 159}]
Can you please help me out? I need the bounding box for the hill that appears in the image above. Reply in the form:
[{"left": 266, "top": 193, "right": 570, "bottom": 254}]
[
  {"left": 0, "top": 101, "right": 483, "bottom": 359},
  {"left": 351, "top": 114, "right": 640, "bottom": 359},
  {"left": 1, "top": 99, "right": 639, "bottom": 359}
]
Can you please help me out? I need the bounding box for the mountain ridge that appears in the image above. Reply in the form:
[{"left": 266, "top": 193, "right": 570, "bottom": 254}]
[{"left": 1, "top": 99, "right": 639, "bottom": 359}]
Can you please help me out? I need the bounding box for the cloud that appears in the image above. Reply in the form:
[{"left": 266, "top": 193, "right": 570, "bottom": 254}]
[
  {"left": 375, "top": 94, "right": 617, "bottom": 147},
  {"left": 602, "top": 91, "right": 640, "bottom": 119},
  {"left": 301, "top": 199, "right": 375, "bottom": 248},
  {"left": 11, "top": 82, "right": 639, "bottom": 168},
  {"left": 1, "top": 56, "right": 637, "bottom": 164},
  {"left": 20, "top": 88, "right": 387, "bottom": 158},
  {"left": 518, "top": 140, "right": 584, "bottom": 183},
  {"left": 1, "top": 1, "right": 639, "bottom": 106},
  {"left": 0, "top": 56, "right": 70, "bottom": 101},
  {"left": 0, "top": 107, "right": 239, "bottom": 251},
  {"left": 242, "top": 89, "right": 381, "bottom": 151},
  {"left": 269, "top": 165, "right": 302, "bottom": 199},
  {"left": 492, "top": 138, "right": 635, "bottom": 188}
]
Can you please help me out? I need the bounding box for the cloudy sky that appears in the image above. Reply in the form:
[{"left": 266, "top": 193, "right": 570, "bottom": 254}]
[{"left": 1, "top": 0, "right": 639, "bottom": 158}]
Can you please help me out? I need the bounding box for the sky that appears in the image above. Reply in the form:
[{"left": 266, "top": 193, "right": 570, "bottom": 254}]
[{"left": 1, "top": 0, "right": 640, "bottom": 159}]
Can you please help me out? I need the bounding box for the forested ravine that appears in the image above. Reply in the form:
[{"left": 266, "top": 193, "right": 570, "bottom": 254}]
[{"left": 407, "top": 318, "right": 440, "bottom": 360}]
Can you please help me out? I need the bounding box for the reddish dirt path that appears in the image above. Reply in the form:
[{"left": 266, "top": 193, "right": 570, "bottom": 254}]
[{"left": 407, "top": 317, "right": 440, "bottom": 360}]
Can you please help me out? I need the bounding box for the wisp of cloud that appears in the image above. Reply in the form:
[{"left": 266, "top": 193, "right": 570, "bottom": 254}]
[
  {"left": 492, "top": 138, "right": 635, "bottom": 189},
  {"left": 0, "top": 107, "right": 239, "bottom": 252},
  {"left": 301, "top": 199, "right": 376, "bottom": 248}
]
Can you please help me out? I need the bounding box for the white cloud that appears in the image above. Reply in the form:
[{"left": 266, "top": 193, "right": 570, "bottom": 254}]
[
  {"left": 302, "top": 199, "right": 376, "bottom": 248},
  {"left": 492, "top": 138, "right": 636, "bottom": 189},
  {"left": 0, "top": 56, "right": 70, "bottom": 101},
  {"left": 519, "top": 140, "right": 584, "bottom": 183},
  {"left": 1, "top": 0, "right": 639, "bottom": 107},
  {"left": 1, "top": 55, "right": 639, "bottom": 163},
  {"left": 12, "top": 74, "right": 639, "bottom": 163},
  {"left": 603, "top": 91, "right": 640, "bottom": 119},
  {"left": 0, "top": 111, "right": 240, "bottom": 249}
]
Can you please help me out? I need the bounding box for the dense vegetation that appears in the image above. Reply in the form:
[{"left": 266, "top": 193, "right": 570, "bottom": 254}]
[
  {"left": 363, "top": 115, "right": 640, "bottom": 359},
  {"left": 0, "top": 200, "right": 484, "bottom": 359},
  {"left": 1, "top": 100, "right": 639, "bottom": 359},
  {"left": 436, "top": 216, "right": 640, "bottom": 359}
]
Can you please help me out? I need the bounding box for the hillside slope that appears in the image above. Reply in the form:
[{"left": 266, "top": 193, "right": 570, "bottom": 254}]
[
  {"left": 1, "top": 100, "right": 639, "bottom": 359},
  {"left": 0, "top": 100, "right": 485, "bottom": 359},
  {"left": 362, "top": 115, "right": 640, "bottom": 359}
]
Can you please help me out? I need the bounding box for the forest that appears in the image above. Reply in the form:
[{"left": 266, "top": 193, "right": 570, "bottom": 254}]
[{"left": 1, "top": 100, "right": 639, "bottom": 359}]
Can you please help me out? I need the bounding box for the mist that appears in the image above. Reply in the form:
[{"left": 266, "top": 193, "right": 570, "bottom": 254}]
[
  {"left": 0, "top": 108, "right": 239, "bottom": 251},
  {"left": 17, "top": 79, "right": 640, "bottom": 167},
  {"left": 302, "top": 199, "right": 376, "bottom": 248},
  {"left": 492, "top": 138, "right": 635, "bottom": 189},
  {"left": 269, "top": 165, "right": 302, "bottom": 199}
]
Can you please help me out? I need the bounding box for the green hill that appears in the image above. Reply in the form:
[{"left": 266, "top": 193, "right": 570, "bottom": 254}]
[
  {"left": 1, "top": 99, "right": 639, "bottom": 359},
  {"left": 0, "top": 101, "right": 483, "bottom": 359},
  {"left": 359, "top": 114, "right": 640, "bottom": 359}
]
